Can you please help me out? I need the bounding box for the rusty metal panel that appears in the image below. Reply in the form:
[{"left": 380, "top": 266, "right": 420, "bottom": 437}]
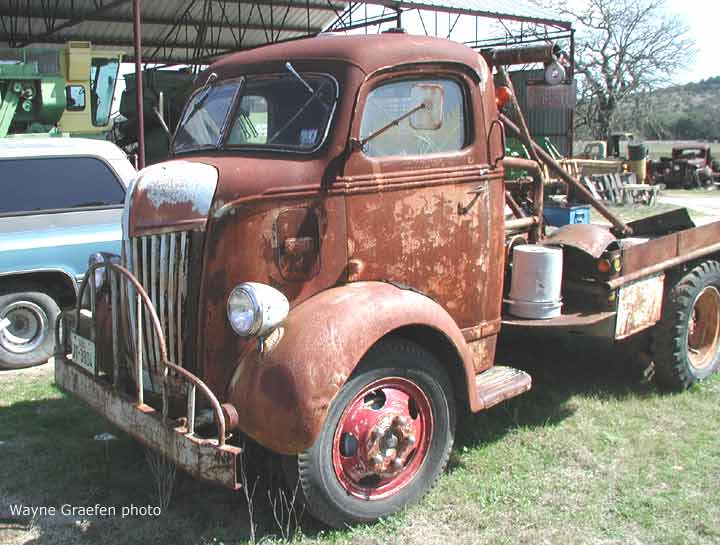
[
  {"left": 509, "top": 69, "right": 573, "bottom": 156},
  {"left": 541, "top": 223, "right": 616, "bottom": 258},
  {"left": 615, "top": 273, "right": 665, "bottom": 339},
  {"left": 678, "top": 221, "right": 720, "bottom": 255},
  {"left": 275, "top": 207, "right": 321, "bottom": 280},
  {"left": 622, "top": 233, "right": 678, "bottom": 274}
]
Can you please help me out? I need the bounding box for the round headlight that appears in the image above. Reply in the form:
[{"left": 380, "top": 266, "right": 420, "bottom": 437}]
[
  {"left": 227, "top": 286, "right": 260, "bottom": 336},
  {"left": 227, "top": 282, "right": 289, "bottom": 337}
]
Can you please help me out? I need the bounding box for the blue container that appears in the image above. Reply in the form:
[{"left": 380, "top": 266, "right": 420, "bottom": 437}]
[{"left": 543, "top": 204, "right": 591, "bottom": 227}]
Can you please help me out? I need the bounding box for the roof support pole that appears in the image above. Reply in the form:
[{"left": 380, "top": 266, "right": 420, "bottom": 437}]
[{"left": 133, "top": 0, "right": 146, "bottom": 169}]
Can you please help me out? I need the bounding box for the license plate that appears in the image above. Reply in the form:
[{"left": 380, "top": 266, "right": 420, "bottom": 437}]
[{"left": 71, "top": 332, "right": 96, "bottom": 374}]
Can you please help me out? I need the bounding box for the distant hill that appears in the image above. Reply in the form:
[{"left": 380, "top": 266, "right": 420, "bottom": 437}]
[{"left": 578, "top": 77, "right": 720, "bottom": 141}]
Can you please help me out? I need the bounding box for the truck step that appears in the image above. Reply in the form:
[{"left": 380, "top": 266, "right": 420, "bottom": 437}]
[{"left": 475, "top": 366, "right": 532, "bottom": 409}]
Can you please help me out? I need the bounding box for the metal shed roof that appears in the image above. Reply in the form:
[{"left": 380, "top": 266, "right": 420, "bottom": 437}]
[
  {"left": 0, "top": 0, "right": 348, "bottom": 63},
  {"left": 1, "top": 0, "right": 570, "bottom": 64},
  {"left": 363, "top": 0, "right": 572, "bottom": 28}
]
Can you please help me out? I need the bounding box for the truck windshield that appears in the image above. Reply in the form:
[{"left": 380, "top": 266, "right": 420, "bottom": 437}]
[{"left": 173, "top": 73, "right": 337, "bottom": 154}]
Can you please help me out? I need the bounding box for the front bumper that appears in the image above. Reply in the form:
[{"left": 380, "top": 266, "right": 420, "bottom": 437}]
[
  {"left": 55, "top": 261, "right": 242, "bottom": 490},
  {"left": 55, "top": 356, "right": 242, "bottom": 489}
]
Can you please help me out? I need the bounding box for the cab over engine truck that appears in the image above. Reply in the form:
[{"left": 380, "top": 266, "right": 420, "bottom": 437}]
[{"left": 55, "top": 35, "right": 720, "bottom": 528}]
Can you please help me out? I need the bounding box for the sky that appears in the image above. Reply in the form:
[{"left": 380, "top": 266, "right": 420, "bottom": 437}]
[{"left": 664, "top": 0, "right": 719, "bottom": 83}]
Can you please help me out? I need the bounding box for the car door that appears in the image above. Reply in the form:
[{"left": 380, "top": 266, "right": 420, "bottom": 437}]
[
  {"left": 340, "top": 67, "right": 504, "bottom": 336},
  {"left": 0, "top": 155, "right": 126, "bottom": 280}
]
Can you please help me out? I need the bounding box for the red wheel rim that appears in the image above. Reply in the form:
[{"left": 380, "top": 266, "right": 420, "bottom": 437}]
[
  {"left": 331, "top": 376, "right": 434, "bottom": 500},
  {"left": 688, "top": 286, "right": 720, "bottom": 370}
]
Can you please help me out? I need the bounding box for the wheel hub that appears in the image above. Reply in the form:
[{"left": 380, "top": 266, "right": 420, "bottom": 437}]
[
  {"left": 332, "top": 376, "right": 433, "bottom": 500},
  {"left": 0, "top": 302, "right": 47, "bottom": 355},
  {"left": 365, "top": 414, "right": 416, "bottom": 477},
  {"left": 687, "top": 286, "right": 720, "bottom": 370}
]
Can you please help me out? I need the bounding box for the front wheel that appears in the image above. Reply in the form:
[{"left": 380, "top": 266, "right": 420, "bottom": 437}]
[
  {"left": 289, "top": 338, "right": 455, "bottom": 528},
  {"left": 652, "top": 261, "right": 720, "bottom": 389}
]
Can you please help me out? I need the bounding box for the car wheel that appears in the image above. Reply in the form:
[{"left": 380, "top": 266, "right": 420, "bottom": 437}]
[
  {"left": 286, "top": 337, "right": 455, "bottom": 528},
  {"left": 652, "top": 261, "right": 720, "bottom": 390},
  {"left": 0, "top": 291, "right": 60, "bottom": 369}
]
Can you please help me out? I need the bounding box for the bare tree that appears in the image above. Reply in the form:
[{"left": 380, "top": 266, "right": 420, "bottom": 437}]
[{"left": 536, "top": 0, "right": 695, "bottom": 139}]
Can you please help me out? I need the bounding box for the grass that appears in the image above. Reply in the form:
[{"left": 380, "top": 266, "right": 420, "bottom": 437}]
[{"left": 1, "top": 344, "right": 719, "bottom": 545}]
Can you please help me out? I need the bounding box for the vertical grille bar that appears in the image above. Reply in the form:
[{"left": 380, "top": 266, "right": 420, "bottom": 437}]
[
  {"left": 167, "top": 234, "right": 177, "bottom": 363},
  {"left": 177, "top": 231, "right": 189, "bottom": 369},
  {"left": 141, "top": 236, "right": 156, "bottom": 371},
  {"left": 159, "top": 235, "right": 169, "bottom": 364},
  {"left": 126, "top": 230, "right": 194, "bottom": 379},
  {"left": 150, "top": 235, "right": 161, "bottom": 366}
]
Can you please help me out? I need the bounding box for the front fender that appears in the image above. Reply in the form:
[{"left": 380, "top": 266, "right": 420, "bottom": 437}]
[{"left": 225, "top": 281, "right": 474, "bottom": 454}]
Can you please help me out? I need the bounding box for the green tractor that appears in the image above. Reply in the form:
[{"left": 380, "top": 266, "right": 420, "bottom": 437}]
[{"left": 0, "top": 41, "right": 123, "bottom": 138}]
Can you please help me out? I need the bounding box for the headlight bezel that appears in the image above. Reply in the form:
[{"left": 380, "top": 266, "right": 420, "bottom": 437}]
[{"left": 226, "top": 282, "right": 289, "bottom": 338}]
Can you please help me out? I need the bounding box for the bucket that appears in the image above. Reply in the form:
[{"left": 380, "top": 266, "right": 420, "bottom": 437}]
[
  {"left": 627, "top": 142, "right": 647, "bottom": 161},
  {"left": 507, "top": 245, "right": 563, "bottom": 319}
]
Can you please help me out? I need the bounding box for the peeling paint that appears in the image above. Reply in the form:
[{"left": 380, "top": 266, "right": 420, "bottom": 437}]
[{"left": 135, "top": 161, "right": 218, "bottom": 215}]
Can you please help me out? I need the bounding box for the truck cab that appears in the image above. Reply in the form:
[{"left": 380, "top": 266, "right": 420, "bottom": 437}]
[{"left": 55, "top": 33, "right": 720, "bottom": 529}]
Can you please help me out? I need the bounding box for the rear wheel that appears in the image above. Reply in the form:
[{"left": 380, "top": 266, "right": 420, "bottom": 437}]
[
  {"left": 0, "top": 291, "right": 59, "bottom": 369},
  {"left": 288, "top": 338, "right": 455, "bottom": 528},
  {"left": 652, "top": 261, "right": 720, "bottom": 389}
]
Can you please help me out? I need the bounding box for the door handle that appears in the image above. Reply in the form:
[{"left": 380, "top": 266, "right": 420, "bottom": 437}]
[
  {"left": 458, "top": 184, "right": 488, "bottom": 215},
  {"left": 283, "top": 236, "right": 316, "bottom": 255}
]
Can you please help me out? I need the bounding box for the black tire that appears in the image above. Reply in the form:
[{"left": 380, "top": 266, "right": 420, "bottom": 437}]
[
  {"left": 287, "top": 337, "right": 455, "bottom": 528},
  {"left": 652, "top": 261, "right": 720, "bottom": 390},
  {"left": 0, "top": 291, "right": 60, "bottom": 369}
]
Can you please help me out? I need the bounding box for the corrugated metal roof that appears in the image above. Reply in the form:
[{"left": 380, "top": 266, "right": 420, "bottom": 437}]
[
  {"left": 0, "top": 0, "right": 570, "bottom": 63},
  {"left": 366, "top": 0, "right": 571, "bottom": 27},
  {"left": 0, "top": 0, "right": 348, "bottom": 63}
]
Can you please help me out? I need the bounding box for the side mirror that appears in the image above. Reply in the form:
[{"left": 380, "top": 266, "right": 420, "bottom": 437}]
[{"left": 409, "top": 83, "right": 444, "bottom": 130}]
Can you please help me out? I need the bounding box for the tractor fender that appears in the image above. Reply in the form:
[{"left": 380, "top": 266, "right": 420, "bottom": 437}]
[{"left": 225, "top": 281, "right": 476, "bottom": 454}]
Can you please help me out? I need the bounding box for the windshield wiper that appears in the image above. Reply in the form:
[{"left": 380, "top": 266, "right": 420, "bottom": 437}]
[
  {"left": 267, "top": 79, "right": 331, "bottom": 145},
  {"left": 351, "top": 102, "right": 427, "bottom": 150},
  {"left": 181, "top": 72, "right": 218, "bottom": 127},
  {"left": 284, "top": 61, "right": 331, "bottom": 112},
  {"left": 285, "top": 62, "right": 314, "bottom": 95}
]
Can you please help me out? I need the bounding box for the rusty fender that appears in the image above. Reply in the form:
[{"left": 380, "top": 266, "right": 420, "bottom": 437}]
[{"left": 225, "top": 281, "right": 478, "bottom": 455}]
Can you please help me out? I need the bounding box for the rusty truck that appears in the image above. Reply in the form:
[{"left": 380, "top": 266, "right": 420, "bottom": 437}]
[{"left": 55, "top": 34, "right": 720, "bottom": 528}]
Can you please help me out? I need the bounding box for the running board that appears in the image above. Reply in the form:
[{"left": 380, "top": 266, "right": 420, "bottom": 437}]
[{"left": 475, "top": 366, "right": 532, "bottom": 410}]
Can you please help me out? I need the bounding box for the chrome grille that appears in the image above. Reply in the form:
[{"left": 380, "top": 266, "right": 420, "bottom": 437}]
[{"left": 125, "top": 231, "right": 192, "bottom": 374}]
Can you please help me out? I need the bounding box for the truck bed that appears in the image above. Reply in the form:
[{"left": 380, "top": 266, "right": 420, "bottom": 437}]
[{"left": 502, "top": 209, "right": 720, "bottom": 340}]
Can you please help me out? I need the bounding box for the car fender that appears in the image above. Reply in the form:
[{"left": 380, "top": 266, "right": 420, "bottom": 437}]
[{"left": 225, "top": 281, "right": 476, "bottom": 454}]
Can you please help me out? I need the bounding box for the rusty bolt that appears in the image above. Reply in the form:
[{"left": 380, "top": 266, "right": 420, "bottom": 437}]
[{"left": 370, "top": 454, "right": 384, "bottom": 467}]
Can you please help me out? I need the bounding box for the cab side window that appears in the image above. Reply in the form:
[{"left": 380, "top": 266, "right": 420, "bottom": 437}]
[{"left": 359, "top": 78, "right": 467, "bottom": 158}]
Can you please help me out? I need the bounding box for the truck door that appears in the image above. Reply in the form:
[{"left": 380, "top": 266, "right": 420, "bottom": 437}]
[{"left": 340, "top": 68, "right": 505, "bottom": 337}]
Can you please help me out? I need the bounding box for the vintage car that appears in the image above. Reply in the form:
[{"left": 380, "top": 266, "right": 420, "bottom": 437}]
[
  {"left": 651, "top": 143, "right": 720, "bottom": 188},
  {"left": 0, "top": 138, "right": 135, "bottom": 368}
]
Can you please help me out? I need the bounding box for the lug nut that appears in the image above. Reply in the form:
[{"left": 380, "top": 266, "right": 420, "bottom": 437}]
[
  {"left": 392, "top": 459, "right": 404, "bottom": 470},
  {"left": 406, "top": 435, "right": 416, "bottom": 445},
  {"left": 370, "top": 454, "right": 384, "bottom": 467}
]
